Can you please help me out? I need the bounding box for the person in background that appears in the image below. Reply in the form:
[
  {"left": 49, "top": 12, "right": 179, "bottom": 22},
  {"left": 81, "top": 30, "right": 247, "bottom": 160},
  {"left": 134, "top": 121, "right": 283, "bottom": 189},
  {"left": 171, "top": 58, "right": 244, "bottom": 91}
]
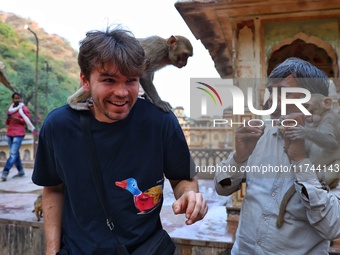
[
  {"left": 214, "top": 57, "right": 340, "bottom": 255},
  {"left": 32, "top": 27, "right": 208, "bottom": 255},
  {"left": 1, "top": 92, "right": 34, "bottom": 181}
]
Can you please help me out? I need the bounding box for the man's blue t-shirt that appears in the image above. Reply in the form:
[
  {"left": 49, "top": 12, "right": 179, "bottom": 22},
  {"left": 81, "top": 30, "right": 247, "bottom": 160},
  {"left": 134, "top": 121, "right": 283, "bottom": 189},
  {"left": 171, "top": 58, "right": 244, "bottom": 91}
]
[{"left": 32, "top": 99, "right": 194, "bottom": 254}]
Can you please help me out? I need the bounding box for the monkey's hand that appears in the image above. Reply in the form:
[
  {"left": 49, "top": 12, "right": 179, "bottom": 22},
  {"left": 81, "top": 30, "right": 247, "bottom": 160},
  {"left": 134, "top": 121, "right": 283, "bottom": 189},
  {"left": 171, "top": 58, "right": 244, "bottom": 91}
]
[
  {"left": 320, "top": 179, "right": 330, "bottom": 191},
  {"left": 284, "top": 125, "right": 309, "bottom": 140},
  {"left": 154, "top": 99, "right": 173, "bottom": 112},
  {"left": 139, "top": 77, "right": 173, "bottom": 112}
]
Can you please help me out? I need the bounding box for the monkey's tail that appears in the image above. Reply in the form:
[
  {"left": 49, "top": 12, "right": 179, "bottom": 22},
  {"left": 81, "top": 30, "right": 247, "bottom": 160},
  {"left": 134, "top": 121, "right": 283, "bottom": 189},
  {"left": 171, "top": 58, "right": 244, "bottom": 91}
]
[
  {"left": 67, "top": 86, "right": 91, "bottom": 110},
  {"left": 276, "top": 184, "right": 296, "bottom": 228}
]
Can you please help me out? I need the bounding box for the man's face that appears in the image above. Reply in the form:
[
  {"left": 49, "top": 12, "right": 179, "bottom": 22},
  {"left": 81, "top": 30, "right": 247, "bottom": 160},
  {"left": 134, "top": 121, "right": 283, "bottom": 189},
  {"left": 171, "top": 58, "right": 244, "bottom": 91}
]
[
  {"left": 266, "top": 74, "right": 303, "bottom": 119},
  {"left": 80, "top": 63, "right": 140, "bottom": 123},
  {"left": 13, "top": 95, "right": 21, "bottom": 107}
]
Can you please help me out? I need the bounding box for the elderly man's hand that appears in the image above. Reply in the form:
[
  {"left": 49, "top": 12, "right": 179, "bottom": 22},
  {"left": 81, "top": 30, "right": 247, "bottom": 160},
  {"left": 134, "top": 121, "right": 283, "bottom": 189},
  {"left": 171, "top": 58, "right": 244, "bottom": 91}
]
[
  {"left": 281, "top": 113, "right": 306, "bottom": 161},
  {"left": 233, "top": 123, "right": 265, "bottom": 163}
]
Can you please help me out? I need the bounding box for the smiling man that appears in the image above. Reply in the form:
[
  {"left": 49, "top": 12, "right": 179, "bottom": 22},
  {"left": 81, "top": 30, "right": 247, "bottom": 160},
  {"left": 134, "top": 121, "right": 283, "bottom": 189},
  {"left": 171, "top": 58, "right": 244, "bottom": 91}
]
[
  {"left": 32, "top": 27, "right": 208, "bottom": 255},
  {"left": 215, "top": 58, "right": 340, "bottom": 255}
]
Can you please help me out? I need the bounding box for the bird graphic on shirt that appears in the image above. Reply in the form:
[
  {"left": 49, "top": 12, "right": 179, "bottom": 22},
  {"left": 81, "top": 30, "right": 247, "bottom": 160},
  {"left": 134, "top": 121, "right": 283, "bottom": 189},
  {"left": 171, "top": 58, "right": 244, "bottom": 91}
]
[{"left": 115, "top": 178, "right": 163, "bottom": 214}]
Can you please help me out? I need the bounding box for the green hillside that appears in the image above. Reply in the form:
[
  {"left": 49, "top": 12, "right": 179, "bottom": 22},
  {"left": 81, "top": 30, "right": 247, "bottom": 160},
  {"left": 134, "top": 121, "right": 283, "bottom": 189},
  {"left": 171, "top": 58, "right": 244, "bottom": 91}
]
[{"left": 0, "top": 11, "right": 80, "bottom": 130}]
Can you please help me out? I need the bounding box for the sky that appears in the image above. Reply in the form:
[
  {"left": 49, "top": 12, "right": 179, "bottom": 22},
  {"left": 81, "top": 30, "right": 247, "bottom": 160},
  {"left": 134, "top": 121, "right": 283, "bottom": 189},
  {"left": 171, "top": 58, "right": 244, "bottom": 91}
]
[{"left": 1, "top": 0, "right": 220, "bottom": 117}]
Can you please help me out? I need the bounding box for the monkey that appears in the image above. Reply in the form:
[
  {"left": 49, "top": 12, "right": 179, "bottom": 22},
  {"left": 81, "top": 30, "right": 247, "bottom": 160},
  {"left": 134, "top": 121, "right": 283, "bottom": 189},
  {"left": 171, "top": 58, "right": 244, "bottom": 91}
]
[
  {"left": 67, "top": 35, "right": 193, "bottom": 112},
  {"left": 32, "top": 194, "right": 43, "bottom": 221},
  {"left": 286, "top": 94, "right": 340, "bottom": 186},
  {"left": 276, "top": 94, "right": 340, "bottom": 228},
  {"left": 138, "top": 35, "right": 193, "bottom": 111}
]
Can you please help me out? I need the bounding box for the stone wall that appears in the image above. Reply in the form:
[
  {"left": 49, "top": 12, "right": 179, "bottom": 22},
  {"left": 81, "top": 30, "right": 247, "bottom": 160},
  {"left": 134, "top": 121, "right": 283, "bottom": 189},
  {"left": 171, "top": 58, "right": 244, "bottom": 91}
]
[
  {"left": 0, "top": 219, "right": 45, "bottom": 255},
  {"left": 0, "top": 218, "right": 233, "bottom": 255}
]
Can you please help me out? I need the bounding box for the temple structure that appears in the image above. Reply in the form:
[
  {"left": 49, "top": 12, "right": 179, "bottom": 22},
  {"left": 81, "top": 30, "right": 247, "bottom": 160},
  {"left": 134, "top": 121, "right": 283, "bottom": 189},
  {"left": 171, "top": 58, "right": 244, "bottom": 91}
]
[{"left": 176, "top": 0, "right": 340, "bottom": 106}]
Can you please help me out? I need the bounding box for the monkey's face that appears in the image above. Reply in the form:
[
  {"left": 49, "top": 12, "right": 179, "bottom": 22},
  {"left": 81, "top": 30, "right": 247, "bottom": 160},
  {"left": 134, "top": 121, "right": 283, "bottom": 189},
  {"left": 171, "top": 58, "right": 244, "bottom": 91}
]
[
  {"left": 166, "top": 35, "right": 193, "bottom": 68},
  {"left": 304, "top": 103, "right": 315, "bottom": 124},
  {"left": 169, "top": 46, "right": 193, "bottom": 68},
  {"left": 80, "top": 64, "right": 139, "bottom": 123},
  {"left": 303, "top": 96, "right": 326, "bottom": 125},
  {"left": 173, "top": 52, "right": 191, "bottom": 68}
]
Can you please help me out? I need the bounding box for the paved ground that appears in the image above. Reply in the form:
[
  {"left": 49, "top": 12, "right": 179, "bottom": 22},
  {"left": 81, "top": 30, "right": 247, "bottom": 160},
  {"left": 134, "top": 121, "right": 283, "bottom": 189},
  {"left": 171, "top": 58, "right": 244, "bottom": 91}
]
[
  {"left": 0, "top": 169, "right": 235, "bottom": 244},
  {"left": 0, "top": 169, "right": 42, "bottom": 222},
  {"left": 1, "top": 169, "right": 340, "bottom": 253}
]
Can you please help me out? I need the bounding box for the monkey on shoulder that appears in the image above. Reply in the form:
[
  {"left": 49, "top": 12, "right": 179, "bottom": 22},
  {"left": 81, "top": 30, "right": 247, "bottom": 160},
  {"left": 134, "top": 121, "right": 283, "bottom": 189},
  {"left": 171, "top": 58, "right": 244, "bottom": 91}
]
[
  {"left": 285, "top": 93, "right": 340, "bottom": 186},
  {"left": 67, "top": 35, "right": 193, "bottom": 112},
  {"left": 138, "top": 35, "right": 193, "bottom": 112},
  {"left": 276, "top": 94, "right": 340, "bottom": 228}
]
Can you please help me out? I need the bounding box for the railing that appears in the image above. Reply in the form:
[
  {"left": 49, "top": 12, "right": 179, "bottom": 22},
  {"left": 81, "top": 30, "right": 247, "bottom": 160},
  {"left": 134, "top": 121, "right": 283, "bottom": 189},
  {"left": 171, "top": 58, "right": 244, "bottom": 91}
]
[
  {"left": 190, "top": 148, "right": 232, "bottom": 165},
  {"left": 190, "top": 148, "right": 233, "bottom": 179},
  {"left": 0, "top": 133, "right": 5, "bottom": 141},
  {"left": 0, "top": 148, "right": 233, "bottom": 180},
  {"left": 0, "top": 149, "right": 233, "bottom": 178}
]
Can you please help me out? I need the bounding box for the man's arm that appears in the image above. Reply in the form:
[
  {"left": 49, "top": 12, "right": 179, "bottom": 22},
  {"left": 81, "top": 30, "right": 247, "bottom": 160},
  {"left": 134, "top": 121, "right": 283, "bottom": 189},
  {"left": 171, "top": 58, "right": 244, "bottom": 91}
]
[
  {"left": 284, "top": 113, "right": 340, "bottom": 239},
  {"left": 292, "top": 159, "right": 340, "bottom": 240},
  {"left": 214, "top": 124, "right": 265, "bottom": 196},
  {"left": 214, "top": 152, "right": 246, "bottom": 196},
  {"left": 42, "top": 184, "right": 64, "bottom": 255},
  {"left": 169, "top": 177, "right": 208, "bottom": 225},
  {"left": 23, "top": 105, "right": 31, "bottom": 118}
]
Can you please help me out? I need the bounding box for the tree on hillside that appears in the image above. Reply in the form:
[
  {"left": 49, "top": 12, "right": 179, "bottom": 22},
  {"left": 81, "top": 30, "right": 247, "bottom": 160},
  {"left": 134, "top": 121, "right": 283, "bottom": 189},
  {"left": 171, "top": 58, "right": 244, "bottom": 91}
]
[{"left": 0, "top": 12, "right": 80, "bottom": 130}]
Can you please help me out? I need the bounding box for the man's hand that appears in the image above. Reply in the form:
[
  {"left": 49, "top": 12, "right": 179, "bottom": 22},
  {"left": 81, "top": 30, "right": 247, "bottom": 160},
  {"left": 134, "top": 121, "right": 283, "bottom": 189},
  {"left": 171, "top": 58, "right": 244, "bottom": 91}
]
[
  {"left": 233, "top": 124, "right": 265, "bottom": 163},
  {"left": 281, "top": 113, "right": 306, "bottom": 161},
  {"left": 172, "top": 190, "right": 208, "bottom": 225}
]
